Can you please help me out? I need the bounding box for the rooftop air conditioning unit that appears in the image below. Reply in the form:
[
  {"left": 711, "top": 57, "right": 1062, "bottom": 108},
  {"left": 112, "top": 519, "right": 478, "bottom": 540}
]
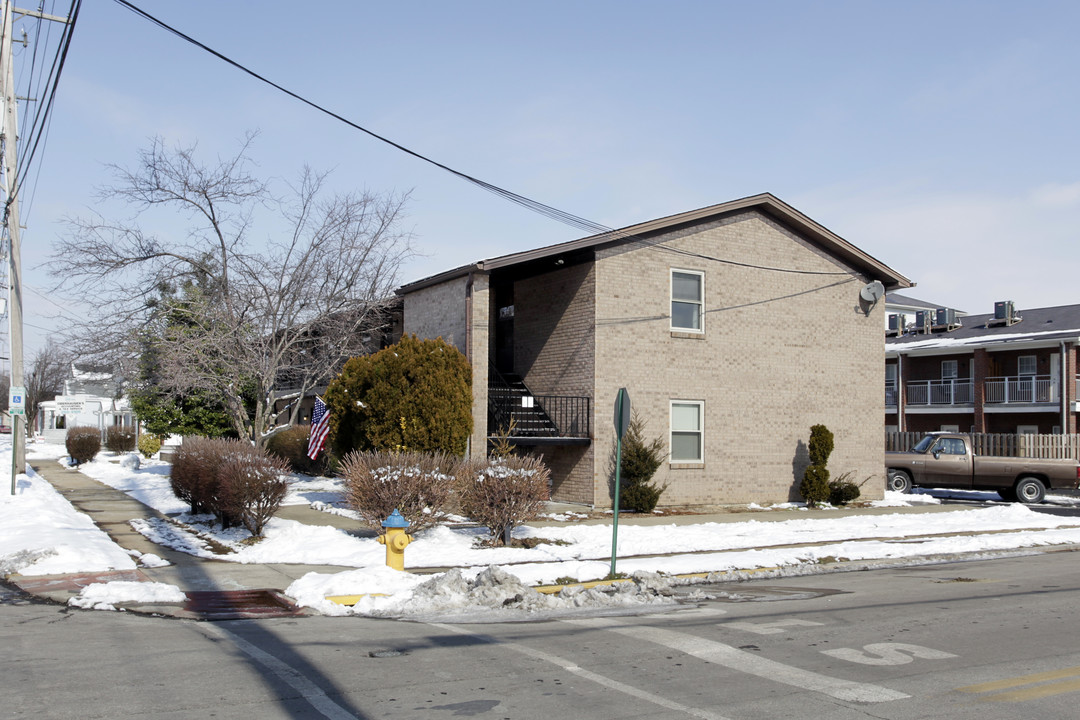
[
  {"left": 994, "top": 300, "right": 1017, "bottom": 326},
  {"left": 888, "top": 314, "right": 906, "bottom": 334},
  {"left": 935, "top": 307, "right": 957, "bottom": 327},
  {"left": 915, "top": 310, "right": 933, "bottom": 334}
]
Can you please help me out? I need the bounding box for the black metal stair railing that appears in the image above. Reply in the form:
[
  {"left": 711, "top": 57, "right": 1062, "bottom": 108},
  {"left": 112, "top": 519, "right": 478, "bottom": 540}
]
[{"left": 488, "top": 365, "right": 591, "bottom": 439}]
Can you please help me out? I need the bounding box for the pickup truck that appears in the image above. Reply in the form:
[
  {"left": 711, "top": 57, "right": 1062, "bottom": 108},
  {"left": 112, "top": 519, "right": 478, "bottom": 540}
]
[{"left": 885, "top": 433, "right": 1080, "bottom": 503}]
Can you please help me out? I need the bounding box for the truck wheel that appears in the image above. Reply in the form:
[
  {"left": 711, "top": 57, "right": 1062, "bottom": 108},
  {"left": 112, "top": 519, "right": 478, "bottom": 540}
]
[
  {"left": 887, "top": 470, "right": 913, "bottom": 494},
  {"left": 1014, "top": 476, "right": 1046, "bottom": 504}
]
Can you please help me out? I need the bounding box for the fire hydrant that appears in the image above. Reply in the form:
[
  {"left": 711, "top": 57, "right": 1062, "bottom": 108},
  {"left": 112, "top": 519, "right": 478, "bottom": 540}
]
[{"left": 376, "top": 509, "right": 413, "bottom": 571}]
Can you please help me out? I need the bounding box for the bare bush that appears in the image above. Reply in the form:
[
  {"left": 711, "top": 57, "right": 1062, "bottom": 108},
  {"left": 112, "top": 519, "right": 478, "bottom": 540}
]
[
  {"left": 105, "top": 426, "right": 137, "bottom": 453},
  {"left": 65, "top": 427, "right": 101, "bottom": 466},
  {"left": 217, "top": 452, "right": 291, "bottom": 537},
  {"left": 341, "top": 450, "right": 456, "bottom": 533},
  {"left": 457, "top": 456, "right": 551, "bottom": 546}
]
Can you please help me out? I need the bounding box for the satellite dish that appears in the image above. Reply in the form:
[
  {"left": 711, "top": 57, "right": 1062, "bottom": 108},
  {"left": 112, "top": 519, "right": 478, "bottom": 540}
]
[{"left": 860, "top": 281, "right": 885, "bottom": 304}]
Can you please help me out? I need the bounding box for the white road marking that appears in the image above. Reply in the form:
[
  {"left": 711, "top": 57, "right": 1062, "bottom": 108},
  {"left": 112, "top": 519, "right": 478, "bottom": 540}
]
[
  {"left": 722, "top": 619, "right": 825, "bottom": 635},
  {"left": 821, "top": 643, "right": 957, "bottom": 666},
  {"left": 567, "top": 617, "right": 909, "bottom": 704},
  {"left": 431, "top": 622, "right": 733, "bottom": 720},
  {"left": 195, "top": 622, "right": 359, "bottom": 720}
]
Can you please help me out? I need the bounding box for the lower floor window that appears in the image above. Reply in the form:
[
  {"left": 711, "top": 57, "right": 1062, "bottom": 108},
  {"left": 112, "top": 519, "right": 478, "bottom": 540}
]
[{"left": 671, "top": 400, "right": 703, "bottom": 462}]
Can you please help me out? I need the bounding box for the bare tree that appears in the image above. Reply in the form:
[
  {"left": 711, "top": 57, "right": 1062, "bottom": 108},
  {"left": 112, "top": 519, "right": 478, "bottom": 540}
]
[
  {"left": 26, "top": 342, "right": 71, "bottom": 429},
  {"left": 51, "top": 134, "right": 413, "bottom": 447}
]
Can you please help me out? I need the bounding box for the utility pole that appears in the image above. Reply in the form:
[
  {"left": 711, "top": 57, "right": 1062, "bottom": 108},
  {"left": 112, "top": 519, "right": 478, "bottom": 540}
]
[
  {"left": 1, "top": 3, "right": 70, "bottom": 492},
  {"left": 1, "top": 0, "right": 25, "bottom": 492}
]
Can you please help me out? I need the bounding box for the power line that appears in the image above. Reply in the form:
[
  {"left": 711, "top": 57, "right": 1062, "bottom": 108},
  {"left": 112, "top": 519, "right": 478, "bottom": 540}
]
[
  {"left": 111, "top": 1, "right": 851, "bottom": 278},
  {"left": 9, "top": 0, "right": 80, "bottom": 207}
]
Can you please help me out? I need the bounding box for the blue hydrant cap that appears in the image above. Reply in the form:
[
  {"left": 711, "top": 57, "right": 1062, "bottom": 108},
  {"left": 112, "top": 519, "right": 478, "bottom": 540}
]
[{"left": 382, "top": 509, "right": 410, "bottom": 528}]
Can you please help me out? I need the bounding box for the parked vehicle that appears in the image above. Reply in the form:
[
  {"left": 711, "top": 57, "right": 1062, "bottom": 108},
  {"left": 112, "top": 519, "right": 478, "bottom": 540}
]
[{"left": 885, "top": 432, "right": 1080, "bottom": 503}]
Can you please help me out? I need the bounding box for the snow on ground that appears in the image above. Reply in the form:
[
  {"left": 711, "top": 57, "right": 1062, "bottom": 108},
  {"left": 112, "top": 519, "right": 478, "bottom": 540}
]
[
  {"left": 1, "top": 439, "right": 136, "bottom": 576},
  {"left": 10, "top": 437, "right": 1080, "bottom": 619}
]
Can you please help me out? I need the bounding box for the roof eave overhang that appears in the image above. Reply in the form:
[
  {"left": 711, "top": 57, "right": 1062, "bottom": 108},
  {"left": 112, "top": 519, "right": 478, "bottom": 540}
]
[
  {"left": 397, "top": 192, "right": 912, "bottom": 294},
  {"left": 887, "top": 334, "right": 1080, "bottom": 358}
]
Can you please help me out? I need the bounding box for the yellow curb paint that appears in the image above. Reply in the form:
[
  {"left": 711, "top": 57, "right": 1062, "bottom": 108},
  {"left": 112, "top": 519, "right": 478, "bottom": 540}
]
[
  {"left": 326, "top": 593, "right": 389, "bottom": 606},
  {"left": 325, "top": 565, "right": 787, "bottom": 604},
  {"left": 533, "top": 566, "right": 784, "bottom": 594}
]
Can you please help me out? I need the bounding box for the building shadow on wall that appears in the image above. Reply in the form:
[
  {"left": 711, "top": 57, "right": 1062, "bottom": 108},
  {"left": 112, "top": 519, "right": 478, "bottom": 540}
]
[{"left": 789, "top": 438, "right": 810, "bottom": 502}]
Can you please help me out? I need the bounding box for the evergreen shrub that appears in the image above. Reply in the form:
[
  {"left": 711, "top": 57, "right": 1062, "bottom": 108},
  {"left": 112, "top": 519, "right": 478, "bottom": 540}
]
[
  {"left": 457, "top": 455, "right": 551, "bottom": 546},
  {"left": 137, "top": 433, "right": 162, "bottom": 459},
  {"left": 828, "top": 471, "right": 862, "bottom": 506},
  {"left": 799, "top": 424, "right": 834, "bottom": 507},
  {"left": 66, "top": 427, "right": 101, "bottom": 466},
  {"left": 341, "top": 450, "right": 455, "bottom": 533},
  {"left": 325, "top": 335, "right": 472, "bottom": 457},
  {"left": 265, "top": 424, "right": 333, "bottom": 476},
  {"left": 617, "top": 414, "right": 667, "bottom": 512},
  {"left": 105, "top": 426, "right": 137, "bottom": 453}
]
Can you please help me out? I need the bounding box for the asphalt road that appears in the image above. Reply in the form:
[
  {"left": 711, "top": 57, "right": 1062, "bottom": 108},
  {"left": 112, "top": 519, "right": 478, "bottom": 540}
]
[{"left": 5, "top": 550, "right": 1080, "bottom": 719}]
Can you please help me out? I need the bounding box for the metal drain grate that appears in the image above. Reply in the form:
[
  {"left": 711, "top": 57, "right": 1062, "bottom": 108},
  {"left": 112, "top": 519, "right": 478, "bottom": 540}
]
[{"left": 183, "top": 589, "right": 303, "bottom": 620}]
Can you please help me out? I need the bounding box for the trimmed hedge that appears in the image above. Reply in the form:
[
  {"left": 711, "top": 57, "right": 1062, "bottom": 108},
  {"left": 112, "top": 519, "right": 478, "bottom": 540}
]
[
  {"left": 105, "top": 426, "right": 137, "bottom": 453},
  {"left": 66, "top": 427, "right": 101, "bottom": 466},
  {"left": 170, "top": 437, "right": 290, "bottom": 536},
  {"left": 341, "top": 450, "right": 455, "bottom": 533},
  {"left": 457, "top": 455, "right": 550, "bottom": 546}
]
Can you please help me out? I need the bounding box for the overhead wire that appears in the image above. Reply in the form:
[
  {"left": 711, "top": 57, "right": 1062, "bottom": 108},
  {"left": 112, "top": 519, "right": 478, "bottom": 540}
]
[
  {"left": 111, "top": 0, "right": 852, "bottom": 278},
  {"left": 10, "top": 0, "right": 81, "bottom": 208}
]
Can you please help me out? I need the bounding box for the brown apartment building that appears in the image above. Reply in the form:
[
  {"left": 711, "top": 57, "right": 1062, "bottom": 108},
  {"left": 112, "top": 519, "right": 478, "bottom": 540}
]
[
  {"left": 398, "top": 194, "right": 911, "bottom": 507},
  {"left": 886, "top": 301, "right": 1080, "bottom": 435}
]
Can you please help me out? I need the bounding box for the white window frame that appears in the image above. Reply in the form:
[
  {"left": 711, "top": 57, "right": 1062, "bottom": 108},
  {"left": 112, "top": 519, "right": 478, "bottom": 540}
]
[
  {"left": 670, "top": 400, "right": 704, "bottom": 463},
  {"left": 670, "top": 269, "right": 704, "bottom": 333},
  {"left": 1017, "top": 425, "right": 1039, "bottom": 435},
  {"left": 1018, "top": 355, "right": 1037, "bottom": 376},
  {"left": 941, "top": 360, "right": 958, "bottom": 379}
]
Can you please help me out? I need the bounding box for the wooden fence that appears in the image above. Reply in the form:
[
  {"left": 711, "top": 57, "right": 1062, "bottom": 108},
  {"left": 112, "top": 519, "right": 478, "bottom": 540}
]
[{"left": 886, "top": 432, "right": 1080, "bottom": 460}]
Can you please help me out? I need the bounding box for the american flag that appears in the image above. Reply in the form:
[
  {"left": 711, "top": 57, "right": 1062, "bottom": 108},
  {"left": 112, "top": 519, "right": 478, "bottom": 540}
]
[{"left": 307, "top": 396, "right": 330, "bottom": 460}]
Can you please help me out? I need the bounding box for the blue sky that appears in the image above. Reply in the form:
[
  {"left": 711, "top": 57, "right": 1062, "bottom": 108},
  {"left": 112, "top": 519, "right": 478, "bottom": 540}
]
[{"left": 12, "top": 0, "right": 1080, "bottom": 355}]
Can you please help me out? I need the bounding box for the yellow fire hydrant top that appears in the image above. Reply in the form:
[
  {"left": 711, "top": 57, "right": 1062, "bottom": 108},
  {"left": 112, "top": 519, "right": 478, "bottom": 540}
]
[{"left": 376, "top": 509, "right": 413, "bottom": 571}]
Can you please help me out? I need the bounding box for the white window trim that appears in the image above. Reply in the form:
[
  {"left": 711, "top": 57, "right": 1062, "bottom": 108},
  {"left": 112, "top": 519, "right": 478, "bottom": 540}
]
[
  {"left": 670, "top": 399, "right": 704, "bottom": 463},
  {"left": 1018, "top": 355, "right": 1037, "bottom": 376},
  {"left": 941, "top": 360, "right": 958, "bottom": 379},
  {"left": 670, "top": 268, "right": 705, "bottom": 333}
]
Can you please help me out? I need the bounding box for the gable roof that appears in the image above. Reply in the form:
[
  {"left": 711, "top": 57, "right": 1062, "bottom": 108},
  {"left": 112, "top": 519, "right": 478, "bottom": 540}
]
[
  {"left": 398, "top": 193, "right": 912, "bottom": 294},
  {"left": 887, "top": 303, "right": 1080, "bottom": 352}
]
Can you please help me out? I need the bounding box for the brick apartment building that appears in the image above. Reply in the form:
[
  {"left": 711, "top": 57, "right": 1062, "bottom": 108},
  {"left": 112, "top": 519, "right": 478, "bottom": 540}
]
[
  {"left": 886, "top": 300, "right": 1080, "bottom": 435},
  {"left": 397, "top": 193, "right": 911, "bottom": 507}
]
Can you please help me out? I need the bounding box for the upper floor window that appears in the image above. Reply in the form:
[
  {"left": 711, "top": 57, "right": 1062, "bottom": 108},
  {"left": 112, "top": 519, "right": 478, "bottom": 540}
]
[
  {"left": 671, "top": 400, "right": 704, "bottom": 462},
  {"left": 941, "top": 360, "right": 958, "bottom": 379},
  {"left": 671, "top": 270, "right": 704, "bottom": 332},
  {"left": 1018, "top": 355, "right": 1037, "bottom": 376}
]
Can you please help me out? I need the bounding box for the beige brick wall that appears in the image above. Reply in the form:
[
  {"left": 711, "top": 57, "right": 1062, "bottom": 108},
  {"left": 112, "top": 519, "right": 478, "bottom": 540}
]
[
  {"left": 591, "top": 210, "right": 885, "bottom": 507},
  {"left": 402, "top": 276, "right": 469, "bottom": 353},
  {"left": 513, "top": 262, "right": 596, "bottom": 503},
  {"left": 515, "top": 262, "right": 596, "bottom": 396}
]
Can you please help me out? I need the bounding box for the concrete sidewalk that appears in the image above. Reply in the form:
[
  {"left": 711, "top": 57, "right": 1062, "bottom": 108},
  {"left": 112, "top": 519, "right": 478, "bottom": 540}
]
[{"left": 7, "top": 461, "right": 996, "bottom": 619}]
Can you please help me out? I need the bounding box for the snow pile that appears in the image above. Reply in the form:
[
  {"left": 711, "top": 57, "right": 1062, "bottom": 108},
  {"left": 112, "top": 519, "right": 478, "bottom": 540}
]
[
  {"left": 68, "top": 581, "right": 186, "bottom": 611},
  {"left": 288, "top": 565, "right": 682, "bottom": 622}
]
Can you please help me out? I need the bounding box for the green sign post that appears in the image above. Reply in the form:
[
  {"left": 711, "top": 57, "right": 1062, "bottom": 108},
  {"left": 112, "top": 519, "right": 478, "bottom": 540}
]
[{"left": 610, "top": 387, "right": 630, "bottom": 577}]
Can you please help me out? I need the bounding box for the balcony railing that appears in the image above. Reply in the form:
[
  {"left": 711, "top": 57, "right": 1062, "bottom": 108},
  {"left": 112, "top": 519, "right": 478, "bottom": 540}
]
[
  {"left": 905, "top": 379, "right": 973, "bottom": 406},
  {"left": 885, "top": 381, "right": 898, "bottom": 408},
  {"left": 985, "top": 375, "right": 1055, "bottom": 404}
]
